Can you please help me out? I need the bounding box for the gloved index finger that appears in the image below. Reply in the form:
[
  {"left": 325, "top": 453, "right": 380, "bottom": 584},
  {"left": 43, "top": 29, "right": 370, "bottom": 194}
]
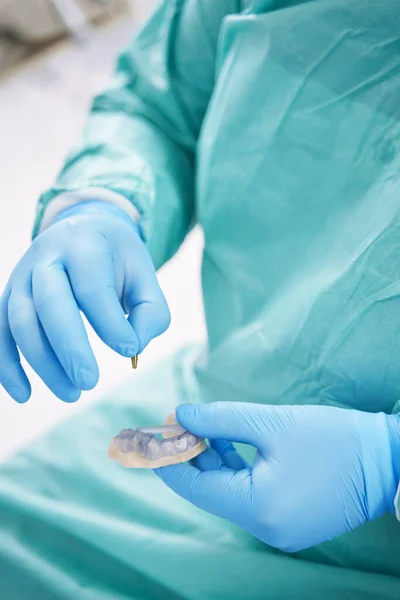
[{"left": 66, "top": 236, "right": 139, "bottom": 357}]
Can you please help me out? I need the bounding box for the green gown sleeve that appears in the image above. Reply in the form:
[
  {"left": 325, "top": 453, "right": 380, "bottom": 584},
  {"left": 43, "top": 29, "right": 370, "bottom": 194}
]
[{"left": 33, "top": 0, "right": 240, "bottom": 268}]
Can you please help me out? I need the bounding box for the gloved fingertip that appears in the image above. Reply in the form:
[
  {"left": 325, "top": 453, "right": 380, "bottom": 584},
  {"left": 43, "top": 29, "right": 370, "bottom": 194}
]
[
  {"left": 14, "top": 391, "right": 31, "bottom": 404},
  {"left": 136, "top": 322, "right": 165, "bottom": 353},
  {"left": 74, "top": 365, "right": 99, "bottom": 391},
  {"left": 137, "top": 334, "right": 151, "bottom": 355},
  {"left": 153, "top": 465, "right": 176, "bottom": 481},
  {"left": 211, "top": 439, "right": 235, "bottom": 456},
  {"left": 176, "top": 404, "right": 202, "bottom": 430},
  {"left": 60, "top": 388, "right": 81, "bottom": 403},
  {"left": 7, "top": 384, "right": 31, "bottom": 404},
  {"left": 115, "top": 342, "right": 139, "bottom": 358},
  {"left": 128, "top": 302, "right": 171, "bottom": 353}
]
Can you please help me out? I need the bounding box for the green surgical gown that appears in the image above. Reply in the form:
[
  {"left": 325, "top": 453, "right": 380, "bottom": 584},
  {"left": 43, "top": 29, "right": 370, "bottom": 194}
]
[{"left": 3, "top": 0, "right": 400, "bottom": 597}]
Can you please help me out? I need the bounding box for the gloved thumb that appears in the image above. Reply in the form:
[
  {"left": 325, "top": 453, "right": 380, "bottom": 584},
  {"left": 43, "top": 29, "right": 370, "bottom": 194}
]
[{"left": 176, "top": 402, "right": 265, "bottom": 448}]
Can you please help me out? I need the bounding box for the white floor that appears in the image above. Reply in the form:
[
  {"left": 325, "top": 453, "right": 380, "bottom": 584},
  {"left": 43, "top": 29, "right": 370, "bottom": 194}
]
[{"left": 0, "top": 5, "right": 205, "bottom": 461}]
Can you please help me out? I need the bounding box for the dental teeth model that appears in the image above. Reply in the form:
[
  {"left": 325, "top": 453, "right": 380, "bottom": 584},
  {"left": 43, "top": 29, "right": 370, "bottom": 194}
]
[{"left": 108, "top": 415, "right": 206, "bottom": 468}]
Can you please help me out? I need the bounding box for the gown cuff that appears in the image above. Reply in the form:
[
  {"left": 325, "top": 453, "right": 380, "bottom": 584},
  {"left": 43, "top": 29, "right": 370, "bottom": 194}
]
[{"left": 36, "top": 188, "right": 140, "bottom": 236}]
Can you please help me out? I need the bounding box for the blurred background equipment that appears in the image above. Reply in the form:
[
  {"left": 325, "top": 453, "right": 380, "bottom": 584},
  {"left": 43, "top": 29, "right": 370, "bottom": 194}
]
[{"left": 0, "top": 0, "right": 130, "bottom": 75}]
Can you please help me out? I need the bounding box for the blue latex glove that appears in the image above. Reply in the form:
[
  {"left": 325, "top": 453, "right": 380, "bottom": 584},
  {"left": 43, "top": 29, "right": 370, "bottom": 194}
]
[
  {"left": 0, "top": 201, "right": 170, "bottom": 403},
  {"left": 156, "top": 402, "right": 400, "bottom": 552}
]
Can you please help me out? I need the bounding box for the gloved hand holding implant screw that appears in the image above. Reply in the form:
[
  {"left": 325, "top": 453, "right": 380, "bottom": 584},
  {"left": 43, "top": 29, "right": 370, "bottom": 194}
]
[{"left": 0, "top": 200, "right": 170, "bottom": 403}]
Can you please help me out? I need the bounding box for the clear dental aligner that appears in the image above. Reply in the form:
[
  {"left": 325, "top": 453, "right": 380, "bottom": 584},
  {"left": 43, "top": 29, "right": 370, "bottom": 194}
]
[
  {"left": 108, "top": 426, "right": 206, "bottom": 469},
  {"left": 117, "top": 428, "right": 202, "bottom": 459}
]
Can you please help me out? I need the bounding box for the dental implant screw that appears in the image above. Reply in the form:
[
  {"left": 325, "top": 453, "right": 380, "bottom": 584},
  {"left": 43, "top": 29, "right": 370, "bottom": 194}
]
[{"left": 131, "top": 355, "right": 138, "bottom": 369}]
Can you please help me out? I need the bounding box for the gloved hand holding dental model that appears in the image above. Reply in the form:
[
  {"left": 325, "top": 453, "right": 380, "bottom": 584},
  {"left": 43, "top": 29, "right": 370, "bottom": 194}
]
[
  {"left": 0, "top": 200, "right": 170, "bottom": 403},
  {"left": 156, "top": 402, "right": 400, "bottom": 552}
]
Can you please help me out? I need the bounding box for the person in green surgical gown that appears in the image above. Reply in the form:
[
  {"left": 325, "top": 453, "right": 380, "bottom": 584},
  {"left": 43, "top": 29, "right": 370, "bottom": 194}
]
[{"left": 1, "top": 1, "right": 400, "bottom": 598}]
